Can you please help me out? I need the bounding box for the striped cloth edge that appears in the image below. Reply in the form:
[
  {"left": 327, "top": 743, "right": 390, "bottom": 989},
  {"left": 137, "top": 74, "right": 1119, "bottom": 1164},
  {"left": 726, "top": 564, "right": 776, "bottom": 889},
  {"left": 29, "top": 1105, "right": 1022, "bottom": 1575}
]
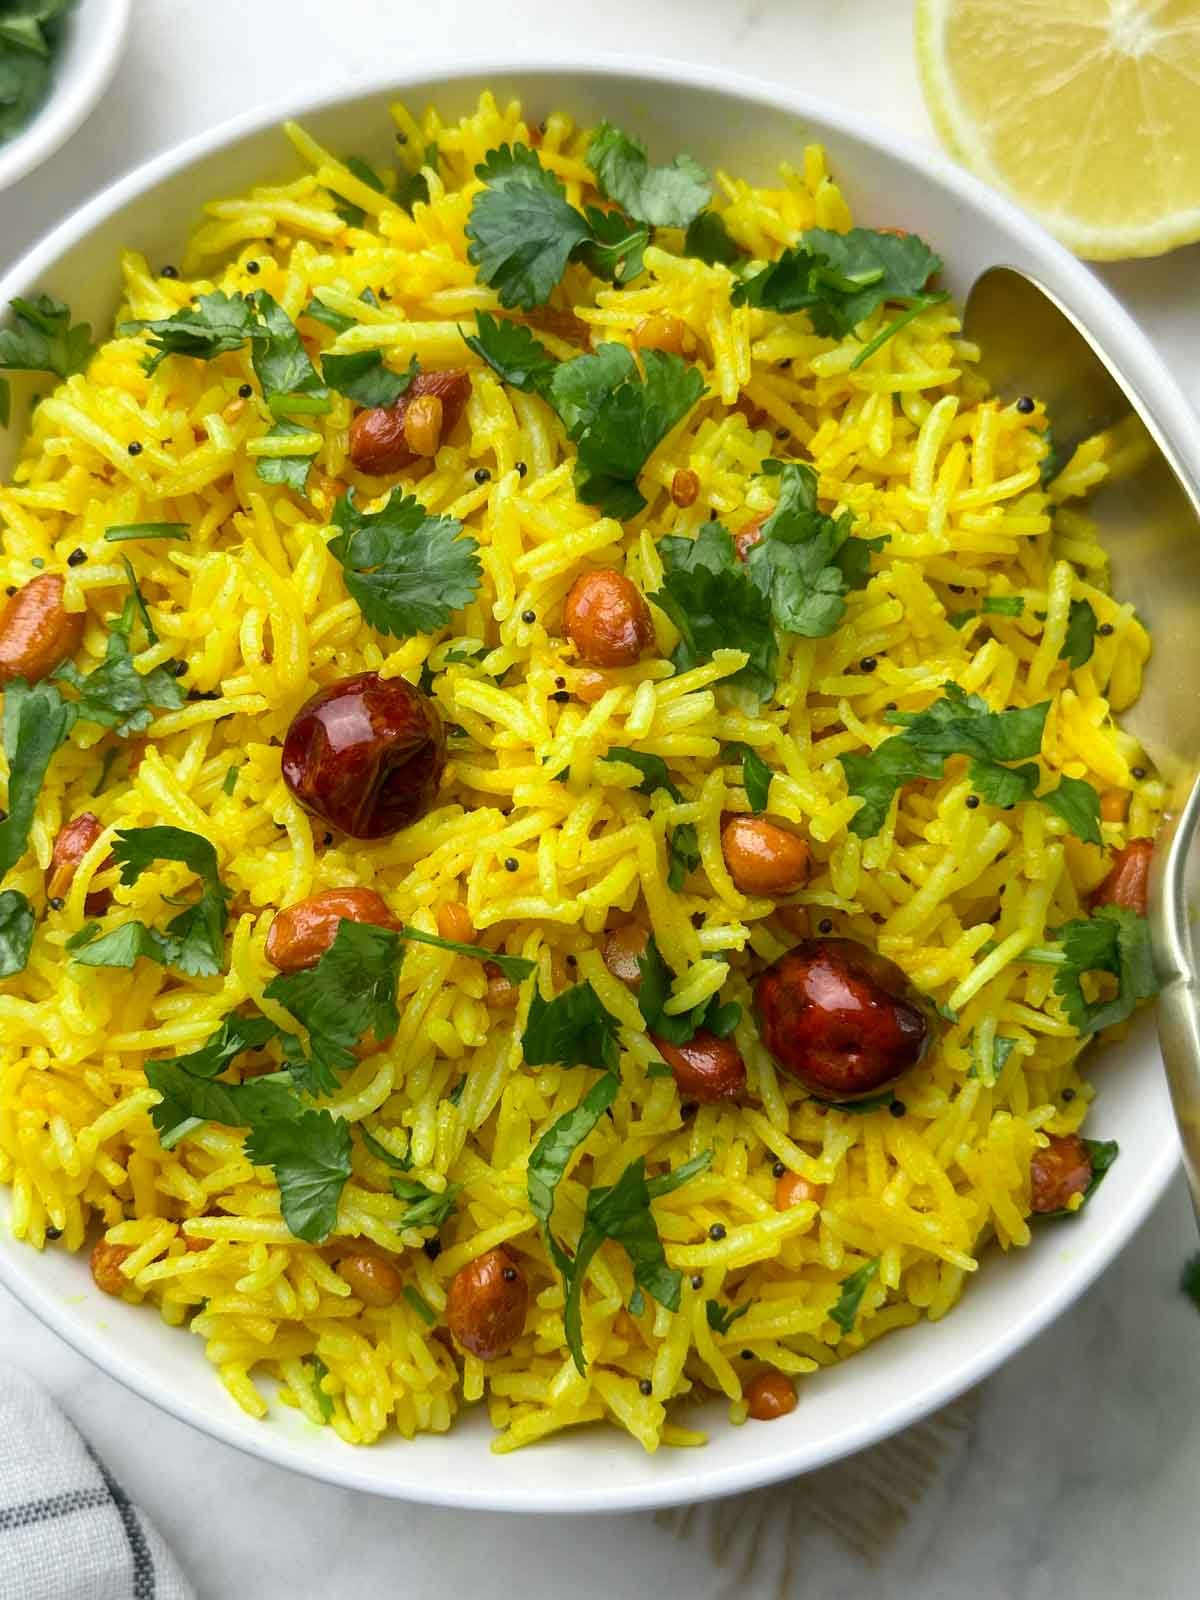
[{"left": 0, "top": 1366, "right": 194, "bottom": 1600}]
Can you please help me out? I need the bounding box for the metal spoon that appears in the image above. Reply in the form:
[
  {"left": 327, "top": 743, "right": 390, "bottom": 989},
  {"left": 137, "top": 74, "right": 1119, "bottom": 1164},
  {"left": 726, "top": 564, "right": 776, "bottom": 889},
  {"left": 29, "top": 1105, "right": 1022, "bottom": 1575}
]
[{"left": 963, "top": 265, "right": 1200, "bottom": 1218}]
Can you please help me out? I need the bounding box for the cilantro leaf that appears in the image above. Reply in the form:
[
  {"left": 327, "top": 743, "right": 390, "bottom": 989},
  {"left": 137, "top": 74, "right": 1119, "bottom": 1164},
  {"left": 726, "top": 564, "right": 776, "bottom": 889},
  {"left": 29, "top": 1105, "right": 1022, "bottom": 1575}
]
[
  {"left": 576, "top": 206, "right": 649, "bottom": 286},
  {"left": 684, "top": 211, "right": 743, "bottom": 266},
  {"left": 251, "top": 291, "right": 329, "bottom": 417},
  {"left": 391, "top": 1176, "right": 462, "bottom": 1230},
  {"left": 0, "top": 293, "right": 94, "bottom": 380},
  {"left": 264, "top": 919, "right": 403, "bottom": 1096},
  {"left": 982, "top": 595, "right": 1024, "bottom": 617},
  {"left": 558, "top": 346, "right": 705, "bottom": 519},
  {"left": 0, "top": 889, "right": 34, "bottom": 977},
  {"left": 829, "top": 1257, "right": 879, "bottom": 1334},
  {"left": 744, "top": 461, "right": 869, "bottom": 640},
  {"left": 968, "top": 1032, "right": 1018, "bottom": 1086},
  {"left": 121, "top": 290, "right": 259, "bottom": 375},
  {"left": 309, "top": 1356, "right": 334, "bottom": 1421},
  {"left": 1060, "top": 599, "right": 1097, "bottom": 670},
  {"left": 72, "top": 826, "right": 232, "bottom": 978},
  {"left": 359, "top": 1125, "right": 412, "bottom": 1171},
  {"left": 53, "top": 583, "right": 185, "bottom": 736},
  {"left": 327, "top": 154, "right": 385, "bottom": 227},
  {"left": 652, "top": 522, "right": 777, "bottom": 705},
  {"left": 603, "top": 746, "right": 682, "bottom": 801},
  {"left": 328, "top": 488, "right": 482, "bottom": 639},
  {"left": 102, "top": 523, "right": 189, "bottom": 543},
  {"left": 887, "top": 683, "right": 1049, "bottom": 763},
  {"left": 547, "top": 342, "right": 634, "bottom": 435},
  {"left": 244, "top": 1109, "right": 352, "bottom": 1243},
  {"left": 666, "top": 821, "right": 701, "bottom": 892},
  {"left": 1038, "top": 426, "right": 1063, "bottom": 488},
  {"left": 733, "top": 227, "right": 942, "bottom": 342},
  {"left": 321, "top": 350, "right": 416, "bottom": 408},
  {"left": 637, "top": 934, "right": 741, "bottom": 1046},
  {"left": 0, "top": 678, "right": 77, "bottom": 875},
  {"left": 526, "top": 1072, "right": 621, "bottom": 1275},
  {"left": 1053, "top": 906, "right": 1158, "bottom": 1035},
  {"left": 705, "top": 1298, "right": 752, "bottom": 1336},
  {"left": 172, "top": 1013, "right": 280, "bottom": 1078},
  {"left": 396, "top": 142, "right": 440, "bottom": 214},
  {"left": 0, "top": 37, "right": 51, "bottom": 144},
  {"left": 145, "top": 1059, "right": 296, "bottom": 1149},
  {"left": 839, "top": 735, "right": 942, "bottom": 838},
  {"left": 563, "top": 1154, "right": 705, "bottom": 1374},
  {"left": 462, "top": 312, "right": 557, "bottom": 395},
  {"left": 404, "top": 1285, "right": 437, "bottom": 1325},
  {"left": 723, "top": 742, "right": 772, "bottom": 812},
  {"left": 254, "top": 419, "right": 316, "bottom": 493},
  {"left": 522, "top": 980, "right": 622, "bottom": 1072},
  {"left": 466, "top": 144, "right": 593, "bottom": 310},
  {"left": 400, "top": 922, "right": 535, "bottom": 985},
  {"left": 586, "top": 122, "right": 711, "bottom": 229},
  {"left": 1042, "top": 775, "right": 1103, "bottom": 846},
  {"left": 968, "top": 759, "right": 1039, "bottom": 809}
]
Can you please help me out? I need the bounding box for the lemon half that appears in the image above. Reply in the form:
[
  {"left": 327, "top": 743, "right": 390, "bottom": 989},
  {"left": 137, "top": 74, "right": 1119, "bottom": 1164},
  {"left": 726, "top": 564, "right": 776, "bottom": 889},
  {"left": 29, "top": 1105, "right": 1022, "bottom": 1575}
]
[{"left": 915, "top": 0, "right": 1200, "bottom": 259}]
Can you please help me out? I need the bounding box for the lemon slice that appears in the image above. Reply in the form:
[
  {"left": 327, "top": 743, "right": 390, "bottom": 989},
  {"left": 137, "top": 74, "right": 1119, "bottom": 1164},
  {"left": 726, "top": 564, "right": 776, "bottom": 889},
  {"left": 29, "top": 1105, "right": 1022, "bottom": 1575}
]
[{"left": 915, "top": 0, "right": 1200, "bottom": 259}]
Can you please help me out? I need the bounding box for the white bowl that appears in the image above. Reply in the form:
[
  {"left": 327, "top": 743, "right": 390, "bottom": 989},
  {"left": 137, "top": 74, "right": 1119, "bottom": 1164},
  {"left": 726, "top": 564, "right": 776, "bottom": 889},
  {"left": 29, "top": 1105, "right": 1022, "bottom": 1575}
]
[
  {"left": 0, "top": 55, "right": 1185, "bottom": 1514},
  {"left": 0, "top": 0, "right": 131, "bottom": 192}
]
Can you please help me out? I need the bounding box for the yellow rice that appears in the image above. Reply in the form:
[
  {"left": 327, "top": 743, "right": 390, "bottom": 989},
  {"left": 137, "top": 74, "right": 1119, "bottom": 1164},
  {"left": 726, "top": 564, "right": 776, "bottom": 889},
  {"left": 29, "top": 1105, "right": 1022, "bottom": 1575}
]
[{"left": 0, "top": 91, "right": 1162, "bottom": 1454}]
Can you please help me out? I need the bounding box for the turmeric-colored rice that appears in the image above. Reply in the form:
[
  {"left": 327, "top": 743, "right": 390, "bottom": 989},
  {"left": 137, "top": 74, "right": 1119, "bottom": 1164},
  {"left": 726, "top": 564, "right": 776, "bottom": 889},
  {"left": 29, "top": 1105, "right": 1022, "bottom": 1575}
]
[{"left": 0, "top": 91, "right": 1161, "bottom": 1454}]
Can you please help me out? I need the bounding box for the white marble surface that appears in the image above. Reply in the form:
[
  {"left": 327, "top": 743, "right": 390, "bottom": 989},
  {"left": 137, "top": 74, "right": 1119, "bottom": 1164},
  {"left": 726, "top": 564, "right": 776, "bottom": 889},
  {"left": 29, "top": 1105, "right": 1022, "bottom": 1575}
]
[{"left": 2, "top": 2, "right": 1200, "bottom": 1595}]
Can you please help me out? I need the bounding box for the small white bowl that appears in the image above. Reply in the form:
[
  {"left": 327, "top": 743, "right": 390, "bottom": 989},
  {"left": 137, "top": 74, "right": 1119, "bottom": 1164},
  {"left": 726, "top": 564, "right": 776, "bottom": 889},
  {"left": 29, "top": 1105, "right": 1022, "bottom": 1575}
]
[
  {"left": 0, "top": 55, "right": 1186, "bottom": 1513},
  {"left": 0, "top": 0, "right": 131, "bottom": 193}
]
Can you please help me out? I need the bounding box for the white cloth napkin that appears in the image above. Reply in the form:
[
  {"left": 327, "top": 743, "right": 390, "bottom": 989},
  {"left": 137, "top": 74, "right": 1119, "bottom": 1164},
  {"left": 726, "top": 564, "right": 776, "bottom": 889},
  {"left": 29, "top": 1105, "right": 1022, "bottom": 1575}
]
[{"left": 0, "top": 1367, "right": 194, "bottom": 1600}]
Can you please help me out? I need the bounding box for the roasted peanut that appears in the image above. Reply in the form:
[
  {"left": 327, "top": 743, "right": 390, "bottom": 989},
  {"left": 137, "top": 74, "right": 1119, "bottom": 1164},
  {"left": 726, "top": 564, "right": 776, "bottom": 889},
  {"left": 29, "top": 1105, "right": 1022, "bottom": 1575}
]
[
  {"left": 485, "top": 962, "right": 519, "bottom": 1009},
  {"left": 1030, "top": 1133, "right": 1093, "bottom": 1214},
  {"left": 774, "top": 1170, "right": 824, "bottom": 1211},
  {"left": 574, "top": 669, "right": 610, "bottom": 704},
  {"left": 721, "top": 816, "right": 810, "bottom": 896},
  {"left": 446, "top": 1247, "right": 528, "bottom": 1359},
  {"left": 602, "top": 922, "right": 649, "bottom": 987},
  {"left": 1100, "top": 790, "right": 1130, "bottom": 824},
  {"left": 47, "top": 813, "right": 112, "bottom": 915},
  {"left": 563, "top": 569, "right": 653, "bottom": 668},
  {"left": 745, "top": 1371, "right": 797, "bottom": 1421},
  {"left": 0, "top": 574, "right": 84, "bottom": 684},
  {"left": 1090, "top": 837, "right": 1153, "bottom": 915},
  {"left": 402, "top": 392, "right": 443, "bottom": 458},
  {"left": 336, "top": 1252, "right": 404, "bottom": 1307},
  {"left": 265, "top": 887, "right": 400, "bottom": 972},
  {"left": 651, "top": 1030, "right": 746, "bottom": 1103},
  {"left": 670, "top": 468, "right": 700, "bottom": 508},
  {"left": 90, "top": 1237, "right": 134, "bottom": 1296},
  {"left": 436, "top": 901, "right": 476, "bottom": 944},
  {"left": 633, "top": 312, "right": 694, "bottom": 356},
  {"left": 348, "top": 369, "right": 471, "bottom": 475}
]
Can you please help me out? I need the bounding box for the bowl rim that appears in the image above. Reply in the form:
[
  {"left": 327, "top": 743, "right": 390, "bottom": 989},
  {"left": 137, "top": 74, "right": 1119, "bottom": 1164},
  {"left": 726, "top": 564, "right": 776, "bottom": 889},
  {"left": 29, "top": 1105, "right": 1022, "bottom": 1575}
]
[
  {"left": 0, "top": 0, "right": 133, "bottom": 192},
  {"left": 0, "top": 49, "right": 1183, "bottom": 1513}
]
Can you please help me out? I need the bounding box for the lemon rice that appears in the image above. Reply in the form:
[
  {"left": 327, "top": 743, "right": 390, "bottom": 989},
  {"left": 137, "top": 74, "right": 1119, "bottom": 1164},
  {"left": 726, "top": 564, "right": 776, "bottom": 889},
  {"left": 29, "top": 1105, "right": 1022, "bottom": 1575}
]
[{"left": 0, "top": 91, "right": 1161, "bottom": 1455}]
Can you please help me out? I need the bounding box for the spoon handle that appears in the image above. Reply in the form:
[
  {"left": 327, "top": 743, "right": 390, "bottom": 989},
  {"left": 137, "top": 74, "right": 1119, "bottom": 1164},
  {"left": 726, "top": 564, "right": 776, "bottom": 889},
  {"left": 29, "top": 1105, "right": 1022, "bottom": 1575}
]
[{"left": 1152, "top": 774, "right": 1200, "bottom": 1224}]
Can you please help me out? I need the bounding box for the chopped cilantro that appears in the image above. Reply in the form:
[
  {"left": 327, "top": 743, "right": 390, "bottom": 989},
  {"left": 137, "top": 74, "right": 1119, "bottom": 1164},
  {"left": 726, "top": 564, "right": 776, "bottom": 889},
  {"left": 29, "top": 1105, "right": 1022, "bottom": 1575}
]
[
  {"left": 705, "top": 1298, "right": 752, "bottom": 1336},
  {"left": 71, "top": 826, "right": 231, "bottom": 978},
  {"left": 462, "top": 312, "right": 557, "bottom": 395},
  {"left": 146, "top": 1059, "right": 295, "bottom": 1151},
  {"left": 1060, "top": 599, "right": 1097, "bottom": 670},
  {"left": 359, "top": 1125, "right": 412, "bottom": 1171},
  {"left": 251, "top": 291, "right": 330, "bottom": 417},
  {"left": 168, "top": 1013, "right": 279, "bottom": 1081},
  {"left": 684, "top": 211, "right": 743, "bottom": 266},
  {"left": 321, "top": 350, "right": 416, "bottom": 408},
  {"left": 0, "top": 889, "right": 34, "bottom": 977},
  {"left": 399, "top": 923, "right": 534, "bottom": 985},
  {"left": 391, "top": 1175, "right": 461, "bottom": 1230},
  {"left": 527, "top": 1071, "right": 621, "bottom": 1278},
  {"left": 466, "top": 144, "right": 593, "bottom": 309},
  {"left": 652, "top": 522, "right": 777, "bottom": 706},
  {"left": 829, "top": 1257, "right": 879, "bottom": 1334},
  {"left": 0, "top": 292, "right": 94, "bottom": 384},
  {"left": 53, "top": 573, "right": 185, "bottom": 736},
  {"left": 575, "top": 205, "right": 649, "bottom": 286},
  {"left": 666, "top": 821, "right": 701, "bottom": 892},
  {"left": 0, "top": 679, "right": 77, "bottom": 875},
  {"left": 968, "top": 1033, "right": 1018, "bottom": 1086},
  {"left": 638, "top": 934, "right": 741, "bottom": 1046},
  {"left": 522, "top": 980, "right": 622, "bottom": 1072},
  {"left": 1038, "top": 426, "right": 1063, "bottom": 487},
  {"left": 329, "top": 154, "right": 386, "bottom": 227},
  {"left": 403, "top": 1285, "right": 437, "bottom": 1325},
  {"left": 309, "top": 1356, "right": 334, "bottom": 1422},
  {"left": 562, "top": 1151, "right": 711, "bottom": 1373},
  {"left": 1041, "top": 774, "right": 1103, "bottom": 846},
  {"left": 722, "top": 742, "right": 773, "bottom": 812},
  {"left": 1052, "top": 907, "right": 1158, "bottom": 1035},
  {"left": 264, "top": 919, "right": 403, "bottom": 1096},
  {"left": 603, "top": 746, "right": 682, "bottom": 801},
  {"left": 982, "top": 595, "right": 1024, "bottom": 617},
  {"left": 254, "top": 419, "right": 317, "bottom": 493},
  {"left": 221, "top": 764, "right": 240, "bottom": 796},
  {"left": 396, "top": 141, "right": 440, "bottom": 214},
  {"left": 102, "top": 522, "right": 190, "bottom": 543},
  {"left": 245, "top": 1109, "right": 353, "bottom": 1243},
  {"left": 586, "top": 122, "right": 710, "bottom": 229},
  {"left": 121, "top": 290, "right": 259, "bottom": 374},
  {"left": 968, "top": 759, "right": 1039, "bottom": 809},
  {"left": 328, "top": 488, "right": 482, "bottom": 639}
]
